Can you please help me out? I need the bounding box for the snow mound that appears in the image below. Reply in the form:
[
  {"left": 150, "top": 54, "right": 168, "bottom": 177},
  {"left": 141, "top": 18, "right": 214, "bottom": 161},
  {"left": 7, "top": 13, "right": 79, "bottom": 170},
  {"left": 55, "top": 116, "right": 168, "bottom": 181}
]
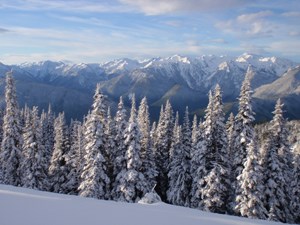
[{"left": 138, "top": 190, "right": 162, "bottom": 204}]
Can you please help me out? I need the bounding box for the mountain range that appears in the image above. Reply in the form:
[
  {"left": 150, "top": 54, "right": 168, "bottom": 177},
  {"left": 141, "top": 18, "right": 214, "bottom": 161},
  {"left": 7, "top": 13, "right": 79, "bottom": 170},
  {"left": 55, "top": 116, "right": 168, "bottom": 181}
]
[{"left": 0, "top": 53, "right": 299, "bottom": 122}]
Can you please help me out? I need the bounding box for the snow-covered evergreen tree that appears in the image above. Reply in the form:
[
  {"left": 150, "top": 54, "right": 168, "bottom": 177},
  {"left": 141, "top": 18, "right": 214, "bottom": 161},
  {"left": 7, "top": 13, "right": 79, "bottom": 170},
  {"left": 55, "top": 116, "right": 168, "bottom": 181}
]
[
  {"left": 40, "top": 104, "right": 55, "bottom": 191},
  {"left": 231, "top": 68, "right": 255, "bottom": 210},
  {"left": 235, "top": 138, "right": 267, "bottom": 219},
  {"left": 104, "top": 107, "right": 115, "bottom": 188},
  {"left": 20, "top": 106, "right": 48, "bottom": 190},
  {"left": 114, "top": 95, "right": 147, "bottom": 202},
  {"left": 48, "top": 112, "right": 70, "bottom": 193},
  {"left": 203, "top": 91, "right": 215, "bottom": 171},
  {"left": 0, "top": 108, "right": 4, "bottom": 147},
  {"left": 138, "top": 97, "right": 157, "bottom": 192},
  {"left": 190, "top": 121, "right": 206, "bottom": 209},
  {"left": 167, "top": 124, "right": 184, "bottom": 205},
  {"left": 169, "top": 112, "right": 179, "bottom": 161},
  {"left": 62, "top": 120, "right": 82, "bottom": 195},
  {"left": 168, "top": 107, "right": 192, "bottom": 207},
  {"left": 155, "top": 100, "right": 174, "bottom": 201},
  {"left": 226, "top": 112, "right": 235, "bottom": 159},
  {"left": 200, "top": 85, "right": 230, "bottom": 214},
  {"left": 78, "top": 84, "right": 110, "bottom": 199},
  {"left": 0, "top": 71, "right": 23, "bottom": 186},
  {"left": 111, "top": 96, "right": 127, "bottom": 199},
  {"left": 261, "top": 99, "right": 294, "bottom": 223},
  {"left": 191, "top": 114, "right": 198, "bottom": 148},
  {"left": 291, "top": 150, "right": 300, "bottom": 223}
]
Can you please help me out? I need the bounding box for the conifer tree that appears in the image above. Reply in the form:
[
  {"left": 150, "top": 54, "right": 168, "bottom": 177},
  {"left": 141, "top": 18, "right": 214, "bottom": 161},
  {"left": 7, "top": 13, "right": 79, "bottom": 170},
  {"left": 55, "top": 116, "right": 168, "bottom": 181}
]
[
  {"left": 200, "top": 85, "right": 230, "bottom": 214},
  {"left": 261, "top": 99, "right": 294, "bottom": 223},
  {"left": 191, "top": 114, "right": 198, "bottom": 148},
  {"left": 155, "top": 100, "right": 174, "bottom": 201},
  {"left": 40, "top": 104, "right": 55, "bottom": 191},
  {"left": 235, "top": 139, "right": 267, "bottom": 219},
  {"left": 62, "top": 120, "right": 82, "bottom": 195},
  {"left": 203, "top": 91, "right": 215, "bottom": 171},
  {"left": 111, "top": 96, "right": 127, "bottom": 198},
  {"left": 167, "top": 124, "right": 184, "bottom": 205},
  {"left": 104, "top": 107, "right": 115, "bottom": 187},
  {"left": 48, "top": 112, "right": 70, "bottom": 193},
  {"left": 114, "top": 95, "right": 147, "bottom": 202},
  {"left": 226, "top": 112, "right": 235, "bottom": 159},
  {"left": 169, "top": 112, "right": 179, "bottom": 161},
  {"left": 138, "top": 97, "right": 157, "bottom": 192},
  {"left": 291, "top": 151, "right": 300, "bottom": 223},
  {"left": 0, "top": 108, "right": 4, "bottom": 146},
  {"left": 21, "top": 106, "right": 48, "bottom": 190},
  {"left": 0, "top": 71, "right": 23, "bottom": 186},
  {"left": 78, "top": 84, "right": 110, "bottom": 199},
  {"left": 190, "top": 121, "right": 207, "bottom": 209},
  {"left": 168, "top": 107, "right": 192, "bottom": 207},
  {"left": 231, "top": 68, "right": 255, "bottom": 209}
]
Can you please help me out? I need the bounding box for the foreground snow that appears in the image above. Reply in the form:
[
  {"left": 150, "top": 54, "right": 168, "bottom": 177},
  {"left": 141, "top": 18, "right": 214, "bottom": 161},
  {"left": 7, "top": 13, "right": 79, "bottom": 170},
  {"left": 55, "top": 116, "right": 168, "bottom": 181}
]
[{"left": 0, "top": 184, "right": 286, "bottom": 225}]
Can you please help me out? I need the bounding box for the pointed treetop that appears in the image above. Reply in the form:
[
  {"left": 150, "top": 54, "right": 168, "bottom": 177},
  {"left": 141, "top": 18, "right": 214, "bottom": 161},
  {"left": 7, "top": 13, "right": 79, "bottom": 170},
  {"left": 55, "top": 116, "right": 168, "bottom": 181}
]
[
  {"left": 273, "top": 98, "right": 284, "bottom": 116},
  {"left": 174, "top": 111, "right": 179, "bottom": 129},
  {"left": 118, "top": 96, "right": 124, "bottom": 108},
  {"left": 6, "top": 69, "right": 13, "bottom": 77},
  {"left": 129, "top": 93, "right": 136, "bottom": 123}
]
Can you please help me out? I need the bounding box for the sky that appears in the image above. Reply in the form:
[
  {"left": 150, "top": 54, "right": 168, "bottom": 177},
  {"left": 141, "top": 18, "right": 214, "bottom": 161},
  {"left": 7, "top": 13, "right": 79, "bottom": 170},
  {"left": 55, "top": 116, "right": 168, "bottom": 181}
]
[{"left": 0, "top": 0, "right": 300, "bottom": 64}]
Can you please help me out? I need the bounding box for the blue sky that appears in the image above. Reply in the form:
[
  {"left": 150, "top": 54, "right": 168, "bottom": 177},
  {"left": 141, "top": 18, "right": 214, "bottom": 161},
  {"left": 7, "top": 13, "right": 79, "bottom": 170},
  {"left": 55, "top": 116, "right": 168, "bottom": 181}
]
[{"left": 0, "top": 0, "right": 300, "bottom": 64}]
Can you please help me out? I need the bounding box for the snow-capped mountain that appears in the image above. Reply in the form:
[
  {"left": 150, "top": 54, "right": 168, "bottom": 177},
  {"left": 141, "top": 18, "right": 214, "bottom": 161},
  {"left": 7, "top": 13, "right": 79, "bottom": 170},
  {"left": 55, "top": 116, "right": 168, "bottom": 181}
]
[{"left": 0, "top": 53, "right": 299, "bottom": 122}]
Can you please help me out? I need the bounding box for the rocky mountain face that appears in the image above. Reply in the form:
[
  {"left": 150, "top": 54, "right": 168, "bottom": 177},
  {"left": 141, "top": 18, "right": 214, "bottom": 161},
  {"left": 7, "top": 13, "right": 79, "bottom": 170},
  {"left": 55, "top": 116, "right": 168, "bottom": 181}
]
[{"left": 0, "top": 53, "right": 299, "bottom": 122}]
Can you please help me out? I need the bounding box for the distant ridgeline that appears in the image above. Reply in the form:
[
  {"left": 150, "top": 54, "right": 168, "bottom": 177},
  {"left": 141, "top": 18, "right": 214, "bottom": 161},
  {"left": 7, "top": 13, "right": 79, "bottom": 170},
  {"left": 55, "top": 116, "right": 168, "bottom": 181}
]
[
  {"left": 0, "top": 54, "right": 299, "bottom": 123},
  {"left": 0, "top": 68, "right": 299, "bottom": 224}
]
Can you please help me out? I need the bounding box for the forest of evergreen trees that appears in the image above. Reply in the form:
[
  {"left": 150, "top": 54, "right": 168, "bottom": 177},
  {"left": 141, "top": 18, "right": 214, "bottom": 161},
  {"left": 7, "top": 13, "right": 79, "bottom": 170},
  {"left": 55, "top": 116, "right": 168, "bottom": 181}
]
[{"left": 0, "top": 68, "right": 299, "bottom": 224}]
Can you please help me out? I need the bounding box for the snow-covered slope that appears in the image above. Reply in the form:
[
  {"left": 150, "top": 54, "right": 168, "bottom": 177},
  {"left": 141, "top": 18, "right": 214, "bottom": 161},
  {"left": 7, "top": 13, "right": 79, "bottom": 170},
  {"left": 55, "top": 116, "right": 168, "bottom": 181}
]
[{"left": 0, "top": 184, "right": 285, "bottom": 225}]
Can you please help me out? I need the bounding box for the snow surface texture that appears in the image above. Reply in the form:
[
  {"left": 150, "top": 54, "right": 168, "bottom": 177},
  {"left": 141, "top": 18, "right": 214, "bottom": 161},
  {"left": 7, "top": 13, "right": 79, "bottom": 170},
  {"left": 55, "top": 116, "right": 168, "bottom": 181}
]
[{"left": 0, "top": 184, "right": 287, "bottom": 225}]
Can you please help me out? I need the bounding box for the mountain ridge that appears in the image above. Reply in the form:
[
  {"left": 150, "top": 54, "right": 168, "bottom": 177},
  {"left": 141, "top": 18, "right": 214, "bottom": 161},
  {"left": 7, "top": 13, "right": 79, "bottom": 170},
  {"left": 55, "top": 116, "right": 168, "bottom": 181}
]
[{"left": 0, "top": 53, "right": 299, "bottom": 122}]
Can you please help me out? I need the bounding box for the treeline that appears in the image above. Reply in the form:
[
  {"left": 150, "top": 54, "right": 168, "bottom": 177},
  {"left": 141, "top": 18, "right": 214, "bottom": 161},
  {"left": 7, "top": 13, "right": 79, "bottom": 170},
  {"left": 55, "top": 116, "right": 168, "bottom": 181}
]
[{"left": 0, "top": 68, "right": 299, "bottom": 224}]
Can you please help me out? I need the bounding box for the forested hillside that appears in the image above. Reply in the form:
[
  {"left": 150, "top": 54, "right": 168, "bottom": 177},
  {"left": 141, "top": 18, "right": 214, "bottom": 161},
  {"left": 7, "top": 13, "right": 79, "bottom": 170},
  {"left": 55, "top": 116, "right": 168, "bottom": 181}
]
[{"left": 0, "top": 69, "right": 299, "bottom": 223}]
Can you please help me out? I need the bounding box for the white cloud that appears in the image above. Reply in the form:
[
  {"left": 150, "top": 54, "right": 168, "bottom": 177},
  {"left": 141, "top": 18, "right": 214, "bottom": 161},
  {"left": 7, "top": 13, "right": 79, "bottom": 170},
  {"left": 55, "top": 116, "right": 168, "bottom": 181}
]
[
  {"left": 282, "top": 11, "right": 300, "bottom": 17},
  {"left": 119, "top": 0, "right": 249, "bottom": 15},
  {"left": 1, "top": 0, "right": 130, "bottom": 13},
  {"left": 215, "top": 11, "right": 275, "bottom": 38},
  {"left": 0, "top": 27, "right": 10, "bottom": 33},
  {"left": 270, "top": 41, "right": 300, "bottom": 56},
  {"left": 237, "top": 10, "right": 273, "bottom": 23}
]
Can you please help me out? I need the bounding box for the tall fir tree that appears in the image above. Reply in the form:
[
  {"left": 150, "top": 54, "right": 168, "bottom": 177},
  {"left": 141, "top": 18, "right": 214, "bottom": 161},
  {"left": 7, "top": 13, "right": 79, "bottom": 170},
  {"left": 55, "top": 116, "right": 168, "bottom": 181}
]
[
  {"left": 155, "top": 100, "right": 174, "bottom": 201},
  {"left": 48, "top": 112, "right": 70, "bottom": 193},
  {"left": 167, "top": 124, "right": 184, "bottom": 205},
  {"left": 0, "top": 108, "right": 4, "bottom": 147},
  {"left": 40, "top": 105, "right": 55, "bottom": 191},
  {"left": 191, "top": 114, "right": 198, "bottom": 148},
  {"left": 62, "top": 120, "right": 82, "bottom": 195},
  {"left": 114, "top": 95, "right": 147, "bottom": 202},
  {"left": 138, "top": 97, "right": 157, "bottom": 192},
  {"left": 0, "top": 71, "right": 23, "bottom": 186},
  {"left": 226, "top": 112, "right": 235, "bottom": 159},
  {"left": 78, "top": 84, "right": 110, "bottom": 199},
  {"left": 190, "top": 121, "right": 207, "bottom": 209},
  {"left": 168, "top": 107, "right": 192, "bottom": 207},
  {"left": 231, "top": 67, "right": 255, "bottom": 210},
  {"left": 200, "top": 85, "right": 230, "bottom": 214},
  {"left": 261, "top": 99, "right": 294, "bottom": 223},
  {"left": 104, "top": 106, "right": 115, "bottom": 189},
  {"left": 291, "top": 150, "right": 300, "bottom": 223},
  {"left": 20, "top": 106, "right": 48, "bottom": 190},
  {"left": 111, "top": 96, "right": 127, "bottom": 199},
  {"left": 235, "top": 138, "right": 267, "bottom": 219}
]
